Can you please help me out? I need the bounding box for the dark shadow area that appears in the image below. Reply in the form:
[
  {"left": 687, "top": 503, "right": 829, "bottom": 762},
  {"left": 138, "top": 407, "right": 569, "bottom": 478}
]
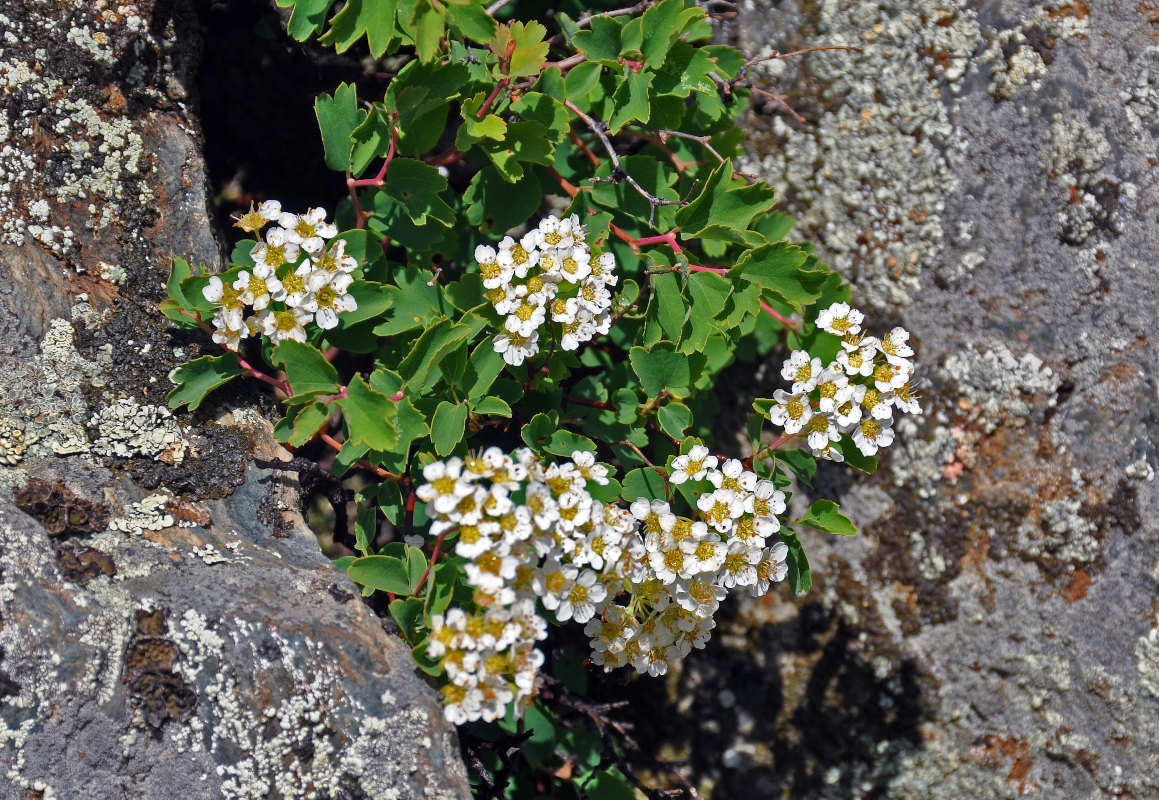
[{"left": 193, "top": 0, "right": 364, "bottom": 240}]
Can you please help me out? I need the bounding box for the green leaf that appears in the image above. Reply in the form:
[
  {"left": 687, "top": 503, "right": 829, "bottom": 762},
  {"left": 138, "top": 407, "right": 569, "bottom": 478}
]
[
  {"left": 657, "top": 402, "right": 692, "bottom": 438},
  {"left": 347, "top": 555, "right": 411, "bottom": 594},
  {"left": 798, "top": 499, "right": 857, "bottom": 536},
  {"left": 315, "top": 82, "right": 362, "bottom": 171},
  {"left": 489, "top": 20, "right": 549, "bottom": 77},
  {"left": 608, "top": 68, "right": 653, "bottom": 133},
  {"left": 278, "top": 401, "right": 330, "bottom": 446},
  {"left": 383, "top": 158, "right": 456, "bottom": 227},
  {"left": 444, "top": 0, "right": 496, "bottom": 42},
  {"left": 544, "top": 430, "right": 596, "bottom": 458},
  {"left": 278, "top": 0, "right": 335, "bottom": 41},
  {"left": 836, "top": 436, "right": 879, "bottom": 474},
  {"left": 167, "top": 355, "right": 246, "bottom": 411},
  {"left": 349, "top": 109, "right": 394, "bottom": 176},
  {"left": 319, "top": 0, "right": 400, "bottom": 56},
  {"left": 411, "top": 0, "right": 446, "bottom": 62},
  {"left": 780, "top": 528, "right": 812, "bottom": 594},
  {"left": 271, "top": 340, "right": 340, "bottom": 399},
  {"left": 464, "top": 166, "right": 541, "bottom": 233},
  {"left": 571, "top": 16, "right": 621, "bottom": 63},
  {"left": 584, "top": 771, "right": 637, "bottom": 800},
  {"left": 731, "top": 242, "right": 828, "bottom": 308},
  {"left": 334, "top": 374, "right": 398, "bottom": 451},
  {"left": 463, "top": 340, "right": 506, "bottom": 401},
  {"left": 520, "top": 412, "right": 556, "bottom": 451},
  {"left": 398, "top": 318, "right": 473, "bottom": 392},
  {"left": 472, "top": 396, "right": 511, "bottom": 417},
  {"left": 629, "top": 341, "right": 690, "bottom": 399},
  {"left": 675, "top": 161, "right": 778, "bottom": 242},
  {"left": 640, "top": 0, "right": 688, "bottom": 65},
  {"left": 480, "top": 121, "right": 555, "bottom": 182},
  {"left": 431, "top": 401, "right": 469, "bottom": 456},
  {"left": 564, "top": 60, "right": 603, "bottom": 101},
  {"left": 389, "top": 597, "right": 426, "bottom": 640},
  {"left": 621, "top": 468, "right": 667, "bottom": 502},
  {"left": 354, "top": 505, "right": 376, "bottom": 556},
  {"left": 777, "top": 449, "right": 817, "bottom": 486}
]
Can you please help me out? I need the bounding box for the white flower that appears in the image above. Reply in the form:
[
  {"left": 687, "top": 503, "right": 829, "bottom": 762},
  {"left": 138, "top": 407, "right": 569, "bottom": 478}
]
[
  {"left": 558, "top": 569, "right": 607, "bottom": 623},
  {"left": 745, "top": 480, "right": 786, "bottom": 518},
  {"left": 682, "top": 533, "right": 727, "bottom": 575},
  {"left": 872, "top": 357, "right": 913, "bottom": 392},
  {"left": 861, "top": 386, "right": 894, "bottom": 421},
  {"left": 252, "top": 226, "right": 301, "bottom": 270},
  {"left": 558, "top": 247, "right": 592, "bottom": 283},
  {"left": 278, "top": 207, "right": 336, "bottom": 254},
  {"left": 707, "top": 458, "right": 757, "bottom": 494},
  {"left": 718, "top": 540, "right": 762, "bottom": 588},
  {"left": 814, "top": 366, "right": 849, "bottom": 413},
  {"left": 852, "top": 417, "right": 895, "bottom": 456},
  {"left": 417, "top": 457, "right": 472, "bottom": 514},
  {"left": 769, "top": 388, "right": 812, "bottom": 434},
  {"left": 591, "top": 251, "right": 618, "bottom": 286},
  {"left": 569, "top": 450, "right": 610, "bottom": 485},
  {"left": 878, "top": 327, "right": 914, "bottom": 365},
  {"left": 835, "top": 341, "right": 877, "bottom": 377},
  {"left": 674, "top": 577, "right": 726, "bottom": 617},
  {"left": 696, "top": 489, "right": 744, "bottom": 533},
  {"left": 272, "top": 262, "right": 313, "bottom": 307},
  {"left": 257, "top": 306, "right": 312, "bottom": 343},
  {"left": 233, "top": 265, "right": 282, "bottom": 311},
  {"left": 302, "top": 271, "right": 357, "bottom": 329},
  {"left": 834, "top": 384, "right": 866, "bottom": 429},
  {"left": 310, "top": 237, "right": 358, "bottom": 277},
  {"left": 493, "top": 329, "right": 539, "bottom": 365},
  {"left": 815, "top": 302, "right": 864, "bottom": 337},
  {"left": 669, "top": 445, "right": 718, "bottom": 485},
  {"left": 803, "top": 410, "right": 842, "bottom": 454},
  {"left": 258, "top": 199, "right": 282, "bottom": 220},
  {"left": 202, "top": 275, "right": 246, "bottom": 330},
  {"left": 752, "top": 542, "right": 789, "bottom": 596},
  {"left": 886, "top": 382, "right": 922, "bottom": 415},
  {"left": 781, "top": 350, "right": 823, "bottom": 393}
]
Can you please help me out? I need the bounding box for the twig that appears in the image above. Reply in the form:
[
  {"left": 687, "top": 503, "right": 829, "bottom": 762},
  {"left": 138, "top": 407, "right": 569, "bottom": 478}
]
[
  {"left": 484, "top": 0, "right": 515, "bottom": 14},
  {"left": 564, "top": 100, "right": 678, "bottom": 227}
]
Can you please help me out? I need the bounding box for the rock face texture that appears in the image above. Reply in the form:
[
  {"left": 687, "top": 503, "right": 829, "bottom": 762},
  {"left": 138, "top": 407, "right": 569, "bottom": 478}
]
[
  {"left": 645, "top": 0, "right": 1159, "bottom": 797},
  {"left": 0, "top": 2, "right": 469, "bottom": 799}
]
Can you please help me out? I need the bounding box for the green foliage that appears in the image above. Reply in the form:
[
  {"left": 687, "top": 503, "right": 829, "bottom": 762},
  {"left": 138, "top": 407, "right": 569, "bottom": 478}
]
[{"left": 160, "top": 2, "right": 897, "bottom": 796}]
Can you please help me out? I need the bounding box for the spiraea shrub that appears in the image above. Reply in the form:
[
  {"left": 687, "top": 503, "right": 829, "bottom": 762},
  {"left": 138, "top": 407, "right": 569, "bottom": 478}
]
[{"left": 163, "top": 1, "right": 921, "bottom": 795}]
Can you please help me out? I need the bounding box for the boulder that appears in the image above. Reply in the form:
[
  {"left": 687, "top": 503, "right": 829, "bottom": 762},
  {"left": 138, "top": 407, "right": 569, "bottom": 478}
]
[{"left": 0, "top": 1, "right": 470, "bottom": 798}]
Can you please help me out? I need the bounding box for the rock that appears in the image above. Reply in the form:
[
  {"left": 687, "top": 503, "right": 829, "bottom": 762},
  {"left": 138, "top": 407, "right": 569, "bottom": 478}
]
[
  {"left": 646, "top": 0, "right": 1159, "bottom": 797},
  {"left": 0, "top": 1, "right": 470, "bottom": 798}
]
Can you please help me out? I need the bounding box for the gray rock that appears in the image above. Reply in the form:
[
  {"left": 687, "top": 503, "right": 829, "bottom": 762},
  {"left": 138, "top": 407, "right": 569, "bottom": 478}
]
[
  {"left": 660, "top": 0, "right": 1159, "bottom": 797},
  {"left": 0, "top": 0, "right": 470, "bottom": 798}
]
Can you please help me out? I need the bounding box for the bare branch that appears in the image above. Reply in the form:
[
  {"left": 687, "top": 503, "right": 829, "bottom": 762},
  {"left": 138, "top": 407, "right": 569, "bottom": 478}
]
[{"left": 564, "top": 100, "right": 678, "bottom": 228}]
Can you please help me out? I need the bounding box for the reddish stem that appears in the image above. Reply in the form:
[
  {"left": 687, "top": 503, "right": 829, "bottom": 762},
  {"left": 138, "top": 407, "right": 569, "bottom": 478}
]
[
  {"left": 760, "top": 301, "right": 796, "bottom": 328},
  {"left": 415, "top": 525, "right": 453, "bottom": 589},
  {"left": 688, "top": 263, "right": 727, "bottom": 275},
  {"left": 476, "top": 78, "right": 510, "bottom": 118}
]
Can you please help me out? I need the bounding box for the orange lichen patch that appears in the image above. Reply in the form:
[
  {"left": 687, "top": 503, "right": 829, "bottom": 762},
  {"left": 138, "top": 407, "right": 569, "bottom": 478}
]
[
  {"left": 970, "top": 734, "right": 1037, "bottom": 794},
  {"left": 1064, "top": 567, "right": 1091, "bottom": 602},
  {"left": 168, "top": 496, "right": 211, "bottom": 527}
]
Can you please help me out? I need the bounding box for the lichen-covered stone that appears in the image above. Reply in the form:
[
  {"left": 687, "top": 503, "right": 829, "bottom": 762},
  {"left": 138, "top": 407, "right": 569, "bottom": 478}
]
[
  {"left": 0, "top": 0, "right": 472, "bottom": 797},
  {"left": 643, "top": 1, "right": 1159, "bottom": 798}
]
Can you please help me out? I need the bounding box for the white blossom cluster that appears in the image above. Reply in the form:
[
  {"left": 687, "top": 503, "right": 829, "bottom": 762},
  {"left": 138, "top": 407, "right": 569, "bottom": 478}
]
[
  {"left": 768, "top": 302, "right": 922, "bottom": 459},
  {"left": 416, "top": 446, "right": 790, "bottom": 724},
  {"left": 202, "top": 202, "right": 358, "bottom": 350},
  {"left": 476, "top": 215, "right": 618, "bottom": 366}
]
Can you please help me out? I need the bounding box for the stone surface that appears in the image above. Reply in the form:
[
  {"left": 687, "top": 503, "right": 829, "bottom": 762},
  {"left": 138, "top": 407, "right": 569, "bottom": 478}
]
[
  {"left": 0, "top": 1, "right": 470, "bottom": 798},
  {"left": 639, "top": 0, "right": 1159, "bottom": 797}
]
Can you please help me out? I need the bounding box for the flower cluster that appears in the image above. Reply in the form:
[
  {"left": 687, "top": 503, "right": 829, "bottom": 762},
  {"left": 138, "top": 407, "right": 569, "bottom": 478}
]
[
  {"left": 476, "top": 215, "right": 618, "bottom": 366},
  {"left": 202, "top": 201, "right": 358, "bottom": 349},
  {"left": 417, "top": 446, "right": 791, "bottom": 724},
  {"left": 768, "top": 302, "right": 922, "bottom": 459}
]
